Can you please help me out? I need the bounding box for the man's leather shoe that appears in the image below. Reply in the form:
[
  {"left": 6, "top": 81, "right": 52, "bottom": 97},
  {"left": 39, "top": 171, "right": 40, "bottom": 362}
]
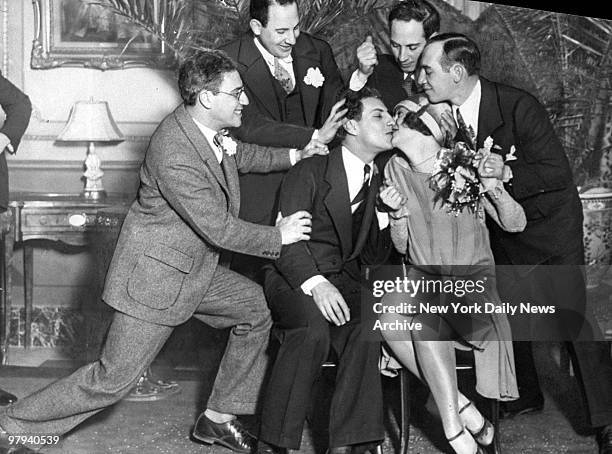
[
  {"left": 0, "top": 390, "right": 17, "bottom": 407},
  {"left": 255, "top": 440, "right": 287, "bottom": 454},
  {"left": 597, "top": 425, "right": 612, "bottom": 454},
  {"left": 500, "top": 397, "right": 544, "bottom": 419},
  {"left": 192, "top": 413, "right": 255, "bottom": 453}
]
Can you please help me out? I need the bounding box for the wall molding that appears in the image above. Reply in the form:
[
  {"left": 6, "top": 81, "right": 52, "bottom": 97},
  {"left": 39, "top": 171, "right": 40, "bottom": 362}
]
[
  {"left": 24, "top": 134, "right": 151, "bottom": 142},
  {"left": 8, "top": 159, "right": 142, "bottom": 171}
]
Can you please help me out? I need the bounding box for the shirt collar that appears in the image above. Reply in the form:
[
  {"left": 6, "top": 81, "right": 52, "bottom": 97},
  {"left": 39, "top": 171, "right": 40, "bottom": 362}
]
[
  {"left": 454, "top": 79, "right": 481, "bottom": 134},
  {"left": 253, "top": 37, "right": 293, "bottom": 68},
  {"left": 192, "top": 117, "right": 223, "bottom": 162},
  {"left": 342, "top": 146, "right": 373, "bottom": 184}
]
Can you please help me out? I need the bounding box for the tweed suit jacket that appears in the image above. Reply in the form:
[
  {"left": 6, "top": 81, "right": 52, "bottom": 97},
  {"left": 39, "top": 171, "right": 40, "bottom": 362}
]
[
  {"left": 476, "top": 77, "right": 583, "bottom": 266},
  {"left": 265, "top": 147, "right": 390, "bottom": 295},
  {"left": 0, "top": 75, "right": 32, "bottom": 210},
  {"left": 102, "top": 104, "right": 291, "bottom": 326}
]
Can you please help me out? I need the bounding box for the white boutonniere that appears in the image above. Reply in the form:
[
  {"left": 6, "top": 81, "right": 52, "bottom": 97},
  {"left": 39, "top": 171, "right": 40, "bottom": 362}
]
[
  {"left": 304, "top": 67, "right": 325, "bottom": 88},
  {"left": 219, "top": 133, "right": 237, "bottom": 156},
  {"left": 505, "top": 145, "right": 517, "bottom": 162}
]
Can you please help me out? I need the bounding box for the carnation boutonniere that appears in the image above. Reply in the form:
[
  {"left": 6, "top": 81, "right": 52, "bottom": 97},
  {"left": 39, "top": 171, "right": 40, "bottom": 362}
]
[
  {"left": 505, "top": 145, "right": 517, "bottom": 162},
  {"left": 218, "top": 131, "right": 237, "bottom": 156},
  {"left": 304, "top": 67, "right": 325, "bottom": 88}
]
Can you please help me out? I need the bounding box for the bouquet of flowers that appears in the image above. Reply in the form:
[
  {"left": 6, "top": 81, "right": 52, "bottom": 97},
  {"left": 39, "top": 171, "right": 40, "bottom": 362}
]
[{"left": 430, "top": 137, "right": 497, "bottom": 216}]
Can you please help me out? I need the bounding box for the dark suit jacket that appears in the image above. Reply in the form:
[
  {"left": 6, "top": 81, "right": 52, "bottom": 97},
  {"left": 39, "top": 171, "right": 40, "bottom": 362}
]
[
  {"left": 102, "top": 104, "right": 291, "bottom": 326},
  {"left": 220, "top": 32, "right": 345, "bottom": 226},
  {"left": 365, "top": 54, "right": 419, "bottom": 112},
  {"left": 476, "top": 77, "right": 583, "bottom": 266},
  {"left": 0, "top": 75, "right": 32, "bottom": 210},
  {"left": 265, "top": 147, "right": 390, "bottom": 295}
]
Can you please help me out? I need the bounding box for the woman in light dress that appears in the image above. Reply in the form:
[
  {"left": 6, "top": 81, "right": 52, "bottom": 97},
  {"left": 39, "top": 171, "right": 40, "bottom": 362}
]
[{"left": 379, "top": 100, "right": 523, "bottom": 454}]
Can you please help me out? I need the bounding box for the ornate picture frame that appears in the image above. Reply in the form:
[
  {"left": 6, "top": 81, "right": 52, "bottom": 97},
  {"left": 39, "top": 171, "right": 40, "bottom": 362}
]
[{"left": 31, "top": 0, "right": 173, "bottom": 70}]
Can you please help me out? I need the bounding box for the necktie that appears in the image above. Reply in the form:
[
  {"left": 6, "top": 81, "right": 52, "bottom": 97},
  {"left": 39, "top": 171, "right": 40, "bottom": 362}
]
[
  {"left": 274, "top": 57, "right": 294, "bottom": 94},
  {"left": 351, "top": 164, "right": 371, "bottom": 206},
  {"left": 213, "top": 132, "right": 226, "bottom": 161},
  {"left": 401, "top": 76, "right": 414, "bottom": 97},
  {"left": 455, "top": 108, "right": 476, "bottom": 148}
]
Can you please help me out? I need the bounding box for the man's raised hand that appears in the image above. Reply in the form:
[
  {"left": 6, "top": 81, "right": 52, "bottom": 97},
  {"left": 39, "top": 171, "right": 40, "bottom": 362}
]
[
  {"left": 357, "top": 35, "right": 378, "bottom": 78},
  {"left": 311, "top": 281, "right": 350, "bottom": 326},
  {"left": 317, "top": 98, "right": 348, "bottom": 144},
  {"left": 276, "top": 211, "right": 312, "bottom": 245}
]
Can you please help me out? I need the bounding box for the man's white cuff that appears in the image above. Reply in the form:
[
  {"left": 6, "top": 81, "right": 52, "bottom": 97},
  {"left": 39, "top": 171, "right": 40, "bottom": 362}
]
[
  {"left": 301, "top": 275, "right": 329, "bottom": 296},
  {"left": 349, "top": 69, "right": 368, "bottom": 91}
]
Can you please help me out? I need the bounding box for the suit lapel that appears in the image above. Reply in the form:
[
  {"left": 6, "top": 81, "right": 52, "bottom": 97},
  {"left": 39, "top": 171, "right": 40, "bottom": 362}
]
[
  {"left": 477, "top": 78, "right": 504, "bottom": 149},
  {"left": 323, "top": 148, "right": 353, "bottom": 260},
  {"left": 293, "top": 36, "right": 322, "bottom": 127},
  {"left": 347, "top": 165, "right": 380, "bottom": 262},
  {"left": 173, "top": 106, "right": 234, "bottom": 207},
  {"left": 237, "top": 35, "right": 282, "bottom": 120}
]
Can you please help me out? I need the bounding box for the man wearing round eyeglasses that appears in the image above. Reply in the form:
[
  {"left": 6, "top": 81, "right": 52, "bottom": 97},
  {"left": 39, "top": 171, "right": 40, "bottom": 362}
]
[{"left": 0, "top": 50, "right": 328, "bottom": 454}]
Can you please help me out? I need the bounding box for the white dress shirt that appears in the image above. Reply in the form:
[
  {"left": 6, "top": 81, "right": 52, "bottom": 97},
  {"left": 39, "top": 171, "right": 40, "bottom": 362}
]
[
  {"left": 301, "top": 146, "right": 389, "bottom": 295},
  {"left": 453, "top": 79, "right": 482, "bottom": 141}
]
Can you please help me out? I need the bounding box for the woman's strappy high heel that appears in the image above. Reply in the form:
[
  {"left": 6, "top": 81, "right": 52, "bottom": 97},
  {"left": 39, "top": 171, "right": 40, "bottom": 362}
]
[
  {"left": 458, "top": 401, "right": 495, "bottom": 447},
  {"left": 447, "top": 428, "right": 485, "bottom": 454}
]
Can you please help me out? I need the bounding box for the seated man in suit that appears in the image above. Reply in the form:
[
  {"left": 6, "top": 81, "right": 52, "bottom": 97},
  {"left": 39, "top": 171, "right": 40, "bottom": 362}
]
[
  {"left": 257, "top": 88, "right": 394, "bottom": 454},
  {"left": 220, "top": 0, "right": 347, "bottom": 252},
  {"left": 0, "top": 50, "right": 324, "bottom": 454}
]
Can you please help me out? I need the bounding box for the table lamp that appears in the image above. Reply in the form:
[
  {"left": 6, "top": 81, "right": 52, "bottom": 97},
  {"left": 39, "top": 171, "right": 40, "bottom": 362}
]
[{"left": 57, "top": 99, "right": 124, "bottom": 199}]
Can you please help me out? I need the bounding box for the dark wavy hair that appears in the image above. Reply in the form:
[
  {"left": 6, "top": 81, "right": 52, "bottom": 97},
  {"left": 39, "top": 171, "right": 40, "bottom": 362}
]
[
  {"left": 388, "top": 0, "right": 440, "bottom": 39},
  {"left": 178, "top": 50, "right": 238, "bottom": 106},
  {"left": 336, "top": 87, "right": 383, "bottom": 140},
  {"left": 427, "top": 33, "right": 481, "bottom": 76},
  {"left": 250, "top": 0, "right": 297, "bottom": 27}
]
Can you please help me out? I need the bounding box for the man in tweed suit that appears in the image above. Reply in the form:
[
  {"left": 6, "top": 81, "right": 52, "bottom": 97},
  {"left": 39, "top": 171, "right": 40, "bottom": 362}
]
[{"left": 0, "top": 50, "right": 322, "bottom": 454}]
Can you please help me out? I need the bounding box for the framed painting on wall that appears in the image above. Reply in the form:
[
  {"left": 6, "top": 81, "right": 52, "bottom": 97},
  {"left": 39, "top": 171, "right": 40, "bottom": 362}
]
[{"left": 31, "top": 0, "right": 174, "bottom": 70}]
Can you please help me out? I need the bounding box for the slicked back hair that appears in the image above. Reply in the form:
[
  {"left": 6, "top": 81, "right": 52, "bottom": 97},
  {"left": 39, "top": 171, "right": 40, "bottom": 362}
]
[
  {"left": 427, "top": 33, "right": 481, "bottom": 76},
  {"left": 250, "top": 0, "right": 297, "bottom": 27},
  {"left": 178, "top": 50, "right": 238, "bottom": 106},
  {"left": 388, "top": 0, "right": 440, "bottom": 39}
]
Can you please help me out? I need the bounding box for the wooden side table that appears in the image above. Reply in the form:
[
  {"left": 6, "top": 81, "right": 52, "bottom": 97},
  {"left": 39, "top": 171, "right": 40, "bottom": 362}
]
[{"left": 0, "top": 192, "right": 132, "bottom": 364}]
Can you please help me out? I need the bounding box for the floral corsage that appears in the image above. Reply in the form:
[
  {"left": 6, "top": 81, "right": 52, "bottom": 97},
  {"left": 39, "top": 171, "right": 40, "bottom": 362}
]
[{"left": 429, "top": 136, "right": 501, "bottom": 215}]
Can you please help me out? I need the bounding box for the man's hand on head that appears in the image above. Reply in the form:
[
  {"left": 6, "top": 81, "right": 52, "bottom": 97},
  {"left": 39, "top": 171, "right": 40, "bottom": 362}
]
[
  {"left": 311, "top": 281, "right": 350, "bottom": 326},
  {"left": 357, "top": 36, "right": 378, "bottom": 78},
  {"left": 317, "top": 98, "right": 348, "bottom": 144},
  {"left": 276, "top": 211, "right": 312, "bottom": 245},
  {"left": 297, "top": 139, "right": 329, "bottom": 161}
]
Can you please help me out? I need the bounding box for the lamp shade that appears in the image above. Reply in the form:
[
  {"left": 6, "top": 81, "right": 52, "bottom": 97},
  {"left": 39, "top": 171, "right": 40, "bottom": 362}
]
[{"left": 57, "top": 100, "right": 124, "bottom": 142}]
